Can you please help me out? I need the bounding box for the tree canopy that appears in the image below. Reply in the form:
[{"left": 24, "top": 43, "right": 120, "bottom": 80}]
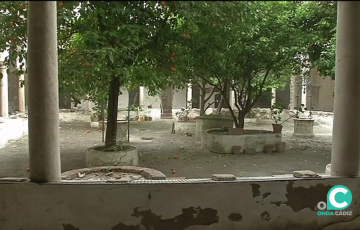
[{"left": 0, "top": 1, "right": 338, "bottom": 132}]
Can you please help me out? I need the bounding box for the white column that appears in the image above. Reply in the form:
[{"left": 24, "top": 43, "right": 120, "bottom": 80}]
[
  {"left": 27, "top": 1, "right": 61, "bottom": 182},
  {"left": 230, "top": 90, "right": 235, "bottom": 109},
  {"left": 16, "top": 57, "right": 26, "bottom": 113},
  {"left": 0, "top": 62, "right": 9, "bottom": 117},
  {"left": 331, "top": 1, "right": 360, "bottom": 176},
  {"left": 186, "top": 83, "right": 192, "bottom": 108},
  {"left": 0, "top": 51, "right": 9, "bottom": 117},
  {"left": 139, "top": 86, "right": 144, "bottom": 107},
  {"left": 271, "top": 88, "right": 276, "bottom": 105},
  {"left": 301, "top": 84, "right": 307, "bottom": 107}
]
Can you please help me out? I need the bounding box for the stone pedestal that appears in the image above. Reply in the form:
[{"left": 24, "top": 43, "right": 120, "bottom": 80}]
[{"left": 293, "top": 118, "right": 314, "bottom": 138}]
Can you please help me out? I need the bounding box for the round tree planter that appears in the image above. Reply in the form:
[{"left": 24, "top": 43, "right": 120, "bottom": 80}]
[
  {"left": 61, "top": 166, "right": 166, "bottom": 181},
  {"left": 86, "top": 145, "right": 138, "bottom": 167},
  {"left": 202, "top": 128, "right": 282, "bottom": 154},
  {"left": 293, "top": 118, "right": 315, "bottom": 138},
  {"left": 195, "top": 116, "right": 234, "bottom": 140}
]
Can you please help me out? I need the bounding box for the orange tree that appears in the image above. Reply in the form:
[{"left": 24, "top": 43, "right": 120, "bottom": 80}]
[
  {"left": 0, "top": 1, "right": 183, "bottom": 148},
  {"left": 294, "top": 1, "right": 337, "bottom": 79},
  {"left": 169, "top": 1, "right": 303, "bottom": 128}
]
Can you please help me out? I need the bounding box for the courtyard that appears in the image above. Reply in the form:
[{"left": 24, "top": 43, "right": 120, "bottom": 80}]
[{"left": 0, "top": 112, "right": 333, "bottom": 178}]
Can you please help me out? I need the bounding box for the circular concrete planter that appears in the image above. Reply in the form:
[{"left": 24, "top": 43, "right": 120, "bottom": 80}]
[
  {"left": 195, "top": 116, "right": 234, "bottom": 140},
  {"left": 293, "top": 118, "right": 315, "bottom": 138},
  {"left": 203, "top": 128, "right": 282, "bottom": 154},
  {"left": 86, "top": 145, "right": 138, "bottom": 167},
  {"left": 61, "top": 166, "right": 166, "bottom": 181}
]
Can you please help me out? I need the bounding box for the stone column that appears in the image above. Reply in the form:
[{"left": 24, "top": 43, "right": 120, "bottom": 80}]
[
  {"left": 18, "top": 73, "right": 26, "bottom": 113},
  {"left": 301, "top": 84, "right": 307, "bottom": 108},
  {"left": 27, "top": 1, "right": 61, "bottom": 182},
  {"left": 160, "top": 87, "right": 174, "bottom": 119},
  {"left": 0, "top": 62, "right": 9, "bottom": 117},
  {"left": 187, "top": 83, "right": 192, "bottom": 109},
  {"left": 271, "top": 88, "right": 276, "bottom": 105},
  {"left": 289, "top": 75, "right": 300, "bottom": 109},
  {"left": 331, "top": 1, "right": 360, "bottom": 176},
  {"left": 139, "top": 86, "right": 144, "bottom": 107}
]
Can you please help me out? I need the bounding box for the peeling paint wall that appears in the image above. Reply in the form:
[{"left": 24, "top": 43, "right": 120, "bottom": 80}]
[{"left": 0, "top": 178, "right": 359, "bottom": 230}]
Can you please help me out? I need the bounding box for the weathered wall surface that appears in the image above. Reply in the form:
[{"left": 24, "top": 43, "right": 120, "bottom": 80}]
[
  {"left": 309, "top": 68, "right": 335, "bottom": 112},
  {"left": 0, "top": 177, "right": 359, "bottom": 230}
]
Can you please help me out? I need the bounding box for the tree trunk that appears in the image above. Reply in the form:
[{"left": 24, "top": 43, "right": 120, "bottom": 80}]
[
  {"left": 216, "top": 81, "right": 228, "bottom": 114},
  {"left": 105, "top": 76, "right": 120, "bottom": 147},
  {"left": 200, "top": 84, "right": 206, "bottom": 116},
  {"left": 100, "top": 102, "right": 105, "bottom": 143},
  {"left": 237, "top": 111, "right": 246, "bottom": 128},
  {"left": 215, "top": 95, "right": 224, "bottom": 114}
]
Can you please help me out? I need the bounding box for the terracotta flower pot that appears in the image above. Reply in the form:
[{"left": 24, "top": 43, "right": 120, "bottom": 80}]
[
  {"left": 272, "top": 124, "right": 283, "bottom": 134},
  {"left": 231, "top": 146, "right": 242, "bottom": 154},
  {"left": 264, "top": 144, "right": 274, "bottom": 154},
  {"left": 275, "top": 142, "right": 286, "bottom": 153}
]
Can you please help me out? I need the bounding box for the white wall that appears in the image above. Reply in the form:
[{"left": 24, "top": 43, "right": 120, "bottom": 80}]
[
  {"left": 143, "top": 87, "right": 161, "bottom": 109},
  {"left": 309, "top": 68, "right": 335, "bottom": 112},
  {"left": 173, "top": 88, "right": 187, "bottom": 109},
  {"left": 0, "top": 177, "right": 359, "bottom": 229},
  {"left": 118, "top": 88, "right": 129, "bottom": 109}
]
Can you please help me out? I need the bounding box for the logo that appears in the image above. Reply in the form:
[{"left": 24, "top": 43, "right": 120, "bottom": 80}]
[{"left": 317, "top": 185, "right": 352, "bottom": 216}]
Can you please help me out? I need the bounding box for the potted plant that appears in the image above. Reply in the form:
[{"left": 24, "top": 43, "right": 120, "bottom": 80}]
[
  {"left": 175, "top": 107, "right": 189, "bottom": 122},
  {"left": 270, "top": 103, "right": 284, "bottom": 133}
]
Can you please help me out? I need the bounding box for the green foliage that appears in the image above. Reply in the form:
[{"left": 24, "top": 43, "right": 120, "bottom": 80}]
[
  {"left": 294, "top": 1, "right": 337, "bottom": 79},
  {"left": 170, "top": 1, "right": 302, "bottom": 128},
  {"left": 0, "top": 0, "right": 338, "bottom": 130}
]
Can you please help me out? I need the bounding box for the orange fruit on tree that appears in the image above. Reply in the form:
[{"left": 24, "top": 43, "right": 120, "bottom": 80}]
[
  {"left": 161, "top": 1, "right": 167, "bottom": 6},
  {"left": 59, "top": 2, "right": 65, "bottom": 8},
  {"left": 182, "top": 33, "right": 191, "bottom": 39},
  {"left": 85, "top": 63, "right": 92, "bottom": 68},
  {"left": 171, "top": 66, "right": 176, "bottom": 71}
]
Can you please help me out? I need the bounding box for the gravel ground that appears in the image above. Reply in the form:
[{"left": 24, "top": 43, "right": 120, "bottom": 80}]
[{"left": 0, "top": 116, "right": 332, "bottom": 179}]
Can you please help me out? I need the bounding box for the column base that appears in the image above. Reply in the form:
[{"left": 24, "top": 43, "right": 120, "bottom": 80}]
[{"left": 161, "top": 113, "right": 173, "bottom": 119}]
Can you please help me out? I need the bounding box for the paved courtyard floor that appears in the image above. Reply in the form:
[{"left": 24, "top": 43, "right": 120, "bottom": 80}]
[{"left": 0, "top": 116, "right": 333, "bottom": 179}]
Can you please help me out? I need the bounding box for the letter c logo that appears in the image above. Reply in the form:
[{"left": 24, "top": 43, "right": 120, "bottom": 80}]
[
  {"left": 327, "top": 185, "right": 352, "bottom": 210},
  {"left": 329, "top": 187, "right": 348, "bottom": 209}
]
